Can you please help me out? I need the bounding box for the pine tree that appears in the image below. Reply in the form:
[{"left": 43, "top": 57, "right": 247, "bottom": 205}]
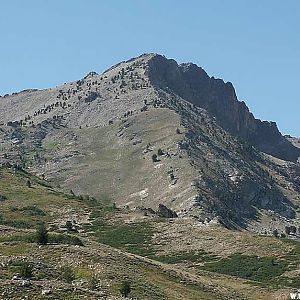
[
  {"left": 36, "top": 223, "right": 48, "bottom": 245},
  {"left": 120, "top": 281, "right": 131, "bottom": 298}
]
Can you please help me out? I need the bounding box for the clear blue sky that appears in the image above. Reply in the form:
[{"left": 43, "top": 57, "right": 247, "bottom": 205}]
[{"left": 1, "top": 0, "right": 299, "bottom": 136}]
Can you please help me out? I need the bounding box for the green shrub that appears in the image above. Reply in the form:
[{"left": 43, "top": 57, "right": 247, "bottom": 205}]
[
  {"left": 0, "top": 216, "right": 33, "bottom": 228},
  {"left": 154, "top": 250, "right": 218, "bottom": 264},
  {"left": 202, "top": 254, "right": 288, "bottom": 282},
  {"left": 65, "top": 220, "right": 73, "bottom": 231},
  {"left": 21, "top": 206, "right": 46, "bottom": 216},
  {"left": 88, "top": 275, "right": 98, "bottom": 289},
  {"left": 60, "top": 265, "right": 75, "bottom": 283},
  {"left": 11, "top": 206, "right": 46, "bottom": 216},
  {"left": 0, "top": 234, "right": 35, "bottom": 243},
  {"left": 0, "top": 195, "right": 7, "bottom": 201},
  {"left": 120, "top": 280, "right": 131, "bottom": 298},
  {"left": 49, "top": 234, "right": 83, "bottom": 246},
  {"left": 36, "top": 223, "right": 48, "bottom": 245},
  {"left": 93, "top": 222, "right": 154, "bottom": 256},
  {"left": 0, "top": 233, "right": 83, "bottom": 246},
  {"left": 19, "top": 262, "right": 33, "bottom": 278}
]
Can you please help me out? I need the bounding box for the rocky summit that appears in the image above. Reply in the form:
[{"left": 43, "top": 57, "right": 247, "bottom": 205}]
[
  {"left": 148, "top": 55, "right": 300, "bottom": 162},
  {"left": 1, "top": 53, "right": 300, "bottom": 299}
]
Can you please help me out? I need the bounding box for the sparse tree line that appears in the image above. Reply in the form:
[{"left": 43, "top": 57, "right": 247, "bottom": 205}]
[{"left": 4, "top": 60, "right": 155, "bottom": 131}]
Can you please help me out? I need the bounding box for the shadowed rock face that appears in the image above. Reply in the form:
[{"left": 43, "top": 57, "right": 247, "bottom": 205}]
[
  {"left": 157, "top": 204, "right": 178, "bottom": 218},
  {"left": 147, "top": 55, "right": 300, "bottom": 162}
]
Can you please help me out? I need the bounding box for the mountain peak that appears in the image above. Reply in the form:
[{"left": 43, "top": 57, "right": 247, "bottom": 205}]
[
  {"left": 0, "top": 53, "right": 300, "bottom": 229},
  {"left": 1, "top": 53, "right": 299, "bottom": 162}
]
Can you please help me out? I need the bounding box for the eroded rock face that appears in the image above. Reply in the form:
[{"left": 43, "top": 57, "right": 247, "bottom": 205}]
[
  {"left": 147, "top": 55, "right": 300, "bottom": 162},
  {"left": 157, "top": 204, "right": 178, "bottom": 218}
]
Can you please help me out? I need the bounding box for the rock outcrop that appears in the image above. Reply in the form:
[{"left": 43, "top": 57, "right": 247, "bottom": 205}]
[
  {"left": 157, "top": 204, "right": 178, "bottom": 218},
  {"left": 147, "top": 54, "right": 300, "bottom": 162}
]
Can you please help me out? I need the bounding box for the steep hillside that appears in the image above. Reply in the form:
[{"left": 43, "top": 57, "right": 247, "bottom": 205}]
[
  {"left": 0, "top": 53, "right": 300, "bottom": 229},
  {"left": 0, "top": 166, "right": 299, "bottom": 300}
]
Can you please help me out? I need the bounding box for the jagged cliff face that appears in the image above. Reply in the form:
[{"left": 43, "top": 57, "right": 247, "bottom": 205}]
[
  {"left": 0, "top": 53, "right": 299, "bottom": 229},
  {"left": 147, "top": 55, "right": 300, "bottom": 162}
]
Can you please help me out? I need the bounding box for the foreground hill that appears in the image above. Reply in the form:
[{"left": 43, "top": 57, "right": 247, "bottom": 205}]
[{"left": 0, "top": 166, "right": 299, "bottom": 299}]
